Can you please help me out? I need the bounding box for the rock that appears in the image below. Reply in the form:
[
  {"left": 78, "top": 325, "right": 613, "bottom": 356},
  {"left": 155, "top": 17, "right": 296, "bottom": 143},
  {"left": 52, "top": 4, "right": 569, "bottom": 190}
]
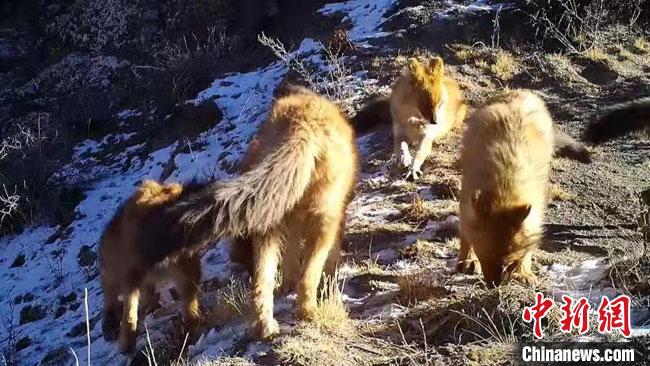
[
  {"left": 15, "top": 336, "right": 31, "bottom": 351},
  {"left": 19, "top": 304, "right": 46, "bottom": 325},
  {"left": 40, "top": 347, "right": 70, "bottom": 365},
  {"left": 10, "top": 253, "right": 25, "bottom": 268},
  {"left": 54, "top": 306, "right": 66, "bottom": 319},
  {"left": 77, "top": 245, "right": 97, "bottom": 267},
  {"left": 371, "top": 248, "right": 399, "bottom": 265},
  {"left": 59, "top": 292, "right": 77, "bottom": 305}
]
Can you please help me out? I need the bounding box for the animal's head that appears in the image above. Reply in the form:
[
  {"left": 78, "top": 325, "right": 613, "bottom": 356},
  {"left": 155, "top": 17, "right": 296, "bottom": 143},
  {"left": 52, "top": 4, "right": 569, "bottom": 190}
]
[
  {"left": 470, "top": 189, "right": 534, "bottom": 286},
  {"left": 408, "top": 57, "right": 446, "bottom": 122}
]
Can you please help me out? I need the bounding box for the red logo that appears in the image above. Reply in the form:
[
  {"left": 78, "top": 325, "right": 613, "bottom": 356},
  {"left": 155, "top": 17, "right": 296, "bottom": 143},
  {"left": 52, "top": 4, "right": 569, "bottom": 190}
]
[
  {"left": 597, "top": 295, "right": 632, "bottom": 337},
  {"left": 559, "top": 295, "right": 590, "bottom": 334},
  {"left": 523, "top": 294, "right": 632, "bottom": 338},
  {"left": 522, "top": 292, "right": 555, "bottom": 339}
]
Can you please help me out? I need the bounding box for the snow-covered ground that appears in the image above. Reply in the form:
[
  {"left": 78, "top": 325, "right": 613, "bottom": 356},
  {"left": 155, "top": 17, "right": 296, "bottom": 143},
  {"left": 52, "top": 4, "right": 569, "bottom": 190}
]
[{"left": 1, "top": 0, "right": 647, "bottom": 364}]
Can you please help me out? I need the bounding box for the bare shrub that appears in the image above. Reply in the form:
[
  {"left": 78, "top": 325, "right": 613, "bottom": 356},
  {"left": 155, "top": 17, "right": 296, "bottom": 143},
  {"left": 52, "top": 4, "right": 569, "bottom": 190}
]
[
  {"left": 258, "top": 33, "right": 368, "bottom": 114},
  {"left": 526, "top": 0, "right": 647, "bottom": 54}
]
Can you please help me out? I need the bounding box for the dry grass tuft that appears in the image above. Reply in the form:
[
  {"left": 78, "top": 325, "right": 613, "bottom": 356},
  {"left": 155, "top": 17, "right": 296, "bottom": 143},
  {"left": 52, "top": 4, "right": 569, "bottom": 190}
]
[
  {"left": 312, "top": 274, "right": 351, "bottom": 332},
  {"left": 397, "top": 272, "right": 447, "bottom": 306},
  {"left": 634, "top": 37, "right": 650, "bottom": 53},
  {"left": 450, "top": 44, "right": 521, "bottom": 81},
  {"left": 550, "top": 183, "right": 576, "bottom": 201},
  {"left": 490, "top": 51, "right": 520, "bottom": 81},
  {"left": 205, "top": 278, "right": 250, "bottom": 328},
  {"left": 276, "top": 325, "right": 352, "bottom": 366},
  {"left": 584, "top": 47, "right": 607, "bottom": 61},
  {"left": 401, "top": 195, "right": 429, "bottom": 223}
]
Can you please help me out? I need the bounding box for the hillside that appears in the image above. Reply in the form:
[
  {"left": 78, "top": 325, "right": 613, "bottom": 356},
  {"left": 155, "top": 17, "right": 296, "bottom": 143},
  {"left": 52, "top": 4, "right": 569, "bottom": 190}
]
[{"left": 0, "top": 0, "right": 649, "bottom": 365}]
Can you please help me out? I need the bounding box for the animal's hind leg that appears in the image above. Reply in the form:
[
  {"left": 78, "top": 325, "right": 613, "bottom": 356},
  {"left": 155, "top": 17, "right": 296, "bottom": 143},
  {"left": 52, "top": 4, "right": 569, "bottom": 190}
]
[
  {"left": 101, "top": 276, "right": 122, "bottom": 342},
  {"left": 297, "top": 213, "right": 343, "bottom": 320},
  {"left": 279, "top": 217, "right": 304, "bottom": 295},
  {"left": 118, "top": 286, "right": 140, "bottom": 354},
  {"left": 176, "top": 255, "right": 202, "bottom": 336},
  {"left": 250, "top": 229, "right": 281, "bottom": 339}
]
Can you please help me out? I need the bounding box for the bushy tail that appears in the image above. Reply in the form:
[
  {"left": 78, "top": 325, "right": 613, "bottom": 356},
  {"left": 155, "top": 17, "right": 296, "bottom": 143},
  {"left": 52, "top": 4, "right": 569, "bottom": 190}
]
[
  {"left": 553, "top": 129, "right": 592, "bottom": 164},
  {"left": 172, "top": 132, "right": 318, "bottom": 245},
  {"left": 584, "top": 97, "right": 650, "bottom": 144},
  {"left": 351, "top": 95, "right": 391, "bottom": 134}
]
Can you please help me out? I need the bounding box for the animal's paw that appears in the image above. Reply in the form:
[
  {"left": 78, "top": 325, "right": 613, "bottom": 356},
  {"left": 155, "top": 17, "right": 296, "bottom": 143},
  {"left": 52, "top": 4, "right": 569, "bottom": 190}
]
[
  {"left": 508, "top": 270, "right": 537, "bottom": 286},
  {"left": 404, "top": 167, "right": 422, "bottom": 181},
  {"left": 456, "top": 257, "right": 480, "bottom": 275},
  {"left": 118, "top": 330, "right": 137, "bottom": 354},
  {"left": 251, "top": 318, "right": 280, "bottom": 340}
]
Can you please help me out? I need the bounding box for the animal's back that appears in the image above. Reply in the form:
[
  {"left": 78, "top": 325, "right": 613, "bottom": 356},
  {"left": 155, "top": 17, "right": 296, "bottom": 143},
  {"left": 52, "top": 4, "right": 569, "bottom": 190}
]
[
  {"left": 247, "top": 91, "right": 357, "bottom": 185},
  {"left": 461, "top": 90, "right": 554, "bottom": 225}
]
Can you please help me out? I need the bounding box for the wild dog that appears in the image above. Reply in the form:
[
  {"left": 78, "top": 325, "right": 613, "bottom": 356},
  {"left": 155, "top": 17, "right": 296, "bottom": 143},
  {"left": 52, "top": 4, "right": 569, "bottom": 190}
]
[
  {"left": 584, "top": 96, "right": 650, "bottom": 144},
  {"left": 101, "top": 87, "right": 358, "bottom": 352},
  {"left": 390, "top": 56, "right": 467, "bottom": 180},
  {"left": 457, "top": 89, "right": 554, "bottom": 286},
  {"left": 100, "top": 180, "right": 202, "bottom": 354}
]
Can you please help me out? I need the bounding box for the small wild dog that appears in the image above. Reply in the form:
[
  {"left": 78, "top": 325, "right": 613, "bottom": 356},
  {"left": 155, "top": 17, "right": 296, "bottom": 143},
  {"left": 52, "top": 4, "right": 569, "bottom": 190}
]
[
  {"left": 100, "top": 86, "right": 358, "bottom": 352},
  {"left": 390, "top": 56, "right": 467, "bottom": 180},
  {"left": 457, "top": 89, "right": 554, "bottom": 286},
  {"left": 100, "top": 180, "right": 202, "bottom": 354}
]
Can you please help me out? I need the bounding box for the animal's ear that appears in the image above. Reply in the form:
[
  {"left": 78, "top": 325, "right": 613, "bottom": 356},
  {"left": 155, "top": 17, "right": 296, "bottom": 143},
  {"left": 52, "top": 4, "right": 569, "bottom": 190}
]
[
  {"left": 428, "top": 57, "right": 444, "bottom": 79},
  {"left": 408, "top": 57, "right": 421, "bottom": 73},
  {"left": 471, "top": 189, "right": 492, "bottom": 220},
  {"left": 507, "top": 204, "right": 532, "bottom": 225}
]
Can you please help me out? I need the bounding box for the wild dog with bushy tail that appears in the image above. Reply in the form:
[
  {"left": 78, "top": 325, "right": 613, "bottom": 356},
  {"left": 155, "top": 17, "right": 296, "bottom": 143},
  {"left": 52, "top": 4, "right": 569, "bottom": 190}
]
[
  {"left": 458, "top": 89, "right": 554, "bottom": 286},
  {"left": 390, "top": 56, "right": 467, "bottom": 180},
  {"left": 99, "top": 87, "right": 359, "bottom": 352}
]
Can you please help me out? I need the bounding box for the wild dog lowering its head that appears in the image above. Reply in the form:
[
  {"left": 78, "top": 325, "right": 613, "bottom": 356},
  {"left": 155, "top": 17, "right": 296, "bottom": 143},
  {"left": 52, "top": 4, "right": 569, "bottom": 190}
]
[
  {"left": 100, "top": 181, "right": 202, "bottom": 353},
  {"left": 390, "top": 56, "right": 467, "bottom": 180},
  {"left": 457, "top": 90, "right": 554, "bottom": 286},
  {"left": 100, "top": 87, "right": 359, "bottom": 353}
]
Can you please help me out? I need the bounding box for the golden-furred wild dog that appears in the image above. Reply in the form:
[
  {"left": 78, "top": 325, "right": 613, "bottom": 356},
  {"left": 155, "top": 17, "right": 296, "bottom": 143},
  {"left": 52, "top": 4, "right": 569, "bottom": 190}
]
[
  {"left": 457, "top": 89, "right": 554, "bottom": 286},
  {"left": 390, "top": 56, "right": 467, "bottom": 180},
  {"left": 100, "top": 87, "right": 358, "bottom": 352},
  {"left": 100, "top": 181, "right": 202, "bottom": 353}
]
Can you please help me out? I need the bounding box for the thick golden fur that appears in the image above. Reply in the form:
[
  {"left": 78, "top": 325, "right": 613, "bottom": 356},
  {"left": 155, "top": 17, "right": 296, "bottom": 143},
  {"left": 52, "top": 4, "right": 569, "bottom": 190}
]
[
  {"left": 457, "top": 89, "right": 554, "bottom": 286},
  {"left": 100, "top": 180, "right": 201, "bottom": 353},
  {"left": 390, "top": 56, "right": 467, "bottom": 180},
  {"left": 99, "top": 88, "right": 358, "bottom": 352}
]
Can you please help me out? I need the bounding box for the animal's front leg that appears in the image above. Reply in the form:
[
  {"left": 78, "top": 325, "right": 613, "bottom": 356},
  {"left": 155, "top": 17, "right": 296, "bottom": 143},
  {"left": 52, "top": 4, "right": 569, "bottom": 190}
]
[
  {"left": 405, "top": 132, "right": 435, "bottom": 181},
  {"left": 391, "top": 133, "right": 412, "bottom": 177},
  {"left": 250, "top": 230, "right": 281, "bottom": 340},
  {"left": 118, "top": 286, "right": 140, "bottom": 354}
]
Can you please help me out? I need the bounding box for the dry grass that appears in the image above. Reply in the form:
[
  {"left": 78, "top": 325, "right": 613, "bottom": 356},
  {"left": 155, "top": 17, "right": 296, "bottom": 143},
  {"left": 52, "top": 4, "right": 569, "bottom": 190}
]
[
  {"left": 177, "top": 355, "right": 254, "bottom": 366},
  {"left": 450, "top": 44, "right": 521, "bottom": 81},
  {"left": 276, "top": 325, "right": 353, "bottom": 366},
  {"left": 204, "top": 278, "right": 250, "bottom": 328},
  {"left": 401, "top": 195, "right": 429, "bottom": 223},
  {"left": 312, "top": 274, "right": 351, "bottom": 332},
  {"left": 634, "top": 37, "right": 650, "bottom": 53},
  {"left": 276, "top": 275, "right": 355, "bottom": 366},
  {"left": 489, "top": 51, "right": 520, "bottom": 81},
  {"left": 550, "top": 183, "right": 576, "bottom": 201},
  {"left": 397, "top": 272, "right": 447, "bottom": 306},
  {"left": 584, "top": 46, "right": 608, "bottom": 61}
]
